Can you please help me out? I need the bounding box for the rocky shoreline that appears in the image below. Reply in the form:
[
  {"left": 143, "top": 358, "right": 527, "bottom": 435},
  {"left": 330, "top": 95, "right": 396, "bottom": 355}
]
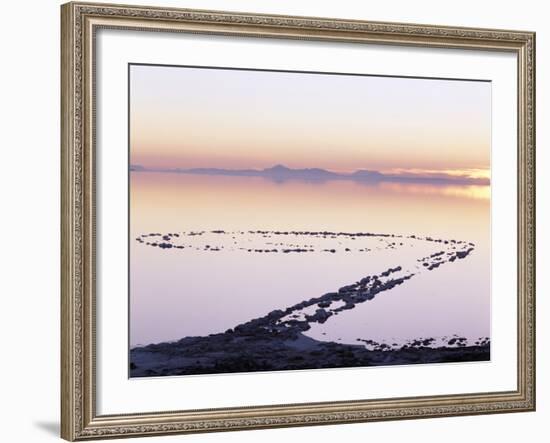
[{"left": 130, "top": 328, "right": 490, "bottom": 377}]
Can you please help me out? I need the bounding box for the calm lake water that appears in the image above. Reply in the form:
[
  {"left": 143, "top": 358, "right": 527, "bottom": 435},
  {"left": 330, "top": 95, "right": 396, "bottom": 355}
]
[{"left": 129, "top": 172, "right": 490, "bottom": 348}]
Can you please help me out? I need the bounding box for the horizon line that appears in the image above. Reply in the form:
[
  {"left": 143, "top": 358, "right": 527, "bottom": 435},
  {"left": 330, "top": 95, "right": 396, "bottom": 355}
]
[{"left": 129, "top": 164, "right": 490, "bottom": 185}]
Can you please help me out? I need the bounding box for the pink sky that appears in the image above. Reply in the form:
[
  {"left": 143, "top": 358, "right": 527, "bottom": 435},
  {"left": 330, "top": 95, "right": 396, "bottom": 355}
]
[{"left": 130, "top": 64, "right": 491, "bottom": 175}]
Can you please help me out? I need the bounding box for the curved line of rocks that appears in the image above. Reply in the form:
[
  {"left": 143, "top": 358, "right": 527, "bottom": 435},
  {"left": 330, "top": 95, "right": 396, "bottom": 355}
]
[
  {"left": 135, "top": 230, "right": 476, "bottom": 345},
  {"left": 135, "top": 229, "right": 473, "bottom": 255}
]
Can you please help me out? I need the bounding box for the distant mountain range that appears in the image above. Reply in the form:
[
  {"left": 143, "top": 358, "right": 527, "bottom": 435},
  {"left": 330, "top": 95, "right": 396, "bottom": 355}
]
[{"left": 130, "top": 164, "right": 489, "bottom": 185}]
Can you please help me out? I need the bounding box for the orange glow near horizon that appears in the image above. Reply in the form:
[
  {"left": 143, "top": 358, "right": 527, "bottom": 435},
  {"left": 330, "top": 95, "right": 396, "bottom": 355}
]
[
  {"left": 381, "top": 167, "right": 491, "bottom": 180},
  {"left": 130, "top": 173, "right": 490, "bottom": 243}
]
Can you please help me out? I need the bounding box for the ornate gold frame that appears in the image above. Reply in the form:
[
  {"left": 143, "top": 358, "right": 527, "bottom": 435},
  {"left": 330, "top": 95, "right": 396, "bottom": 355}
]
[{"left": 61, "top": 2, "right": 536, "bottom": 440}]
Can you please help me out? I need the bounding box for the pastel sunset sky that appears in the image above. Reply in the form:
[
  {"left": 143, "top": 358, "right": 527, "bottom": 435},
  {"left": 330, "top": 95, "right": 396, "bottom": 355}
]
[{"left": 130, "top": 64, "right": 491, "bottom": 179}]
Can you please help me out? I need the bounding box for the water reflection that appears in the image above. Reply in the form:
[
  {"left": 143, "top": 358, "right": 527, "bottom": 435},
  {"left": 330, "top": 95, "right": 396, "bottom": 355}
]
[{"left": 130, "top": 172, "right": 490, "bottom": 348}]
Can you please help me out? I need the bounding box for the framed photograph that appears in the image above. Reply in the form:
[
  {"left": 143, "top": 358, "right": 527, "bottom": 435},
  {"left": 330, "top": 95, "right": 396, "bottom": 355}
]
[{"left": 61, "top": 2, "right": 536, "bottom": 440}]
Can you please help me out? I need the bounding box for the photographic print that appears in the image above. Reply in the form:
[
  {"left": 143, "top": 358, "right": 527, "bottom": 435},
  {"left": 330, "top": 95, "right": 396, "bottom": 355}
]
[{"left": 128, "top": 64, "right": 491, "bottom": 378}]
